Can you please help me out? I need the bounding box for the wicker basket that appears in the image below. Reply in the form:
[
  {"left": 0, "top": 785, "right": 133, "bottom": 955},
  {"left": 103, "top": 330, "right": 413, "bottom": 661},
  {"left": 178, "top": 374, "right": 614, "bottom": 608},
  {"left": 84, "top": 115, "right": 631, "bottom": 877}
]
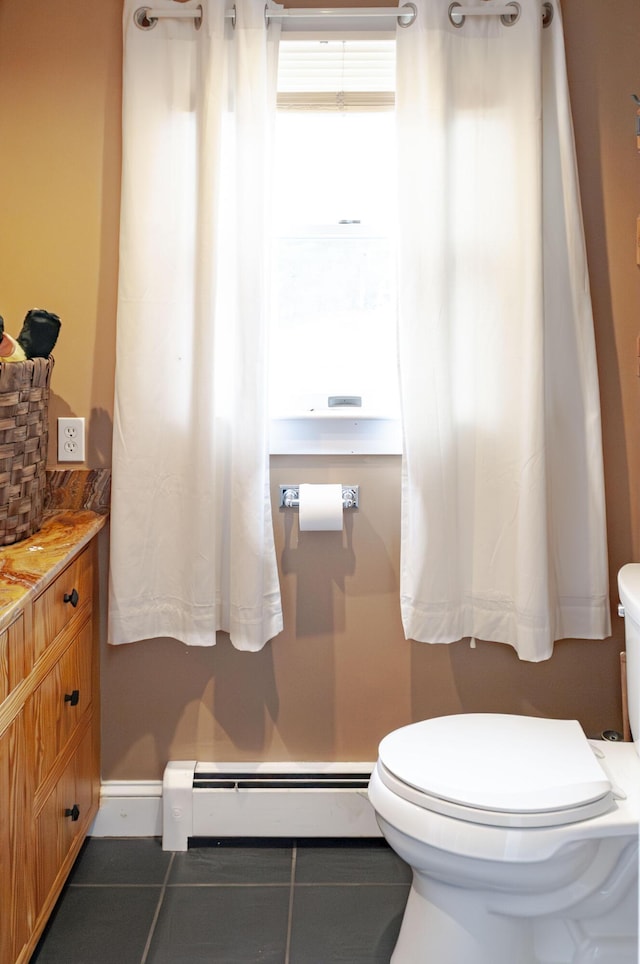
[{"left": 0, "top": 357, "right": 53, "bottom": 546}]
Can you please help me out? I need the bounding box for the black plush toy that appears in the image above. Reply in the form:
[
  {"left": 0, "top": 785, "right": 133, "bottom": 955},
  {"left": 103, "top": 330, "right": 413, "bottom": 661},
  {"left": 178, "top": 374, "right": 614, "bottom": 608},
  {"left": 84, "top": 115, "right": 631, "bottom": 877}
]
[{"left": 16, "top": 309, "right": 61, "bottom": 359}]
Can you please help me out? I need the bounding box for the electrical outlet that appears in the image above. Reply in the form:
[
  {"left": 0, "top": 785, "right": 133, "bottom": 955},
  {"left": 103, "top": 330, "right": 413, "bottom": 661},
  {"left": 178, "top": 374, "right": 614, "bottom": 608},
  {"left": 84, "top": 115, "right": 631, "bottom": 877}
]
[{"left": 57, "top": 417, "right": 85, "bottom": 462}]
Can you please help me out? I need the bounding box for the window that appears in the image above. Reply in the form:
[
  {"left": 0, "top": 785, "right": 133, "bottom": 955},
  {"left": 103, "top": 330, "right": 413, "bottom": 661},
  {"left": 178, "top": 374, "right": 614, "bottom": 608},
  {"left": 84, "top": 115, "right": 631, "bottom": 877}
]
[{"left": 269, "top": 38, "right": 402, "bottom": 455}]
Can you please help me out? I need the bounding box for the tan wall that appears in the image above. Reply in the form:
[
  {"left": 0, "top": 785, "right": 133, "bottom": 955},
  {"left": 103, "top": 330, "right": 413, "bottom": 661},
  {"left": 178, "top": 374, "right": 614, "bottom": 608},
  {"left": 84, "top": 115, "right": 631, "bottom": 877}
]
[
  {"left": 0, "top": 0, "right": 638, "bottom": 780},
  {"left": 0, "top": 0, "right": 121, "bottom": 466}
]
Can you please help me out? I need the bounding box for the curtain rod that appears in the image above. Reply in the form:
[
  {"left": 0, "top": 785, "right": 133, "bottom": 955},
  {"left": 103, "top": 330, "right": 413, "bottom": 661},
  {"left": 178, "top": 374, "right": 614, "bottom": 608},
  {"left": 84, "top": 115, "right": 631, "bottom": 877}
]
[
  {"left": 262, "top": 5, "right": 417, "bottom": 23},
  {"left": 135, "top": 4, "right": 418, "bottom": 28},
  {"left": 135, "top": 1, "right": 553, "bottom": 30}
]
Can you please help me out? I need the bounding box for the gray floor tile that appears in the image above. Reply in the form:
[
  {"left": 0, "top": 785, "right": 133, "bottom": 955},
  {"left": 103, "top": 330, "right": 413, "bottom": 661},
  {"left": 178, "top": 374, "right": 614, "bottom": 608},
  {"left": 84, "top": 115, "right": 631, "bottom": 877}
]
[
  {"left": 32, "top": 838, "right": 412, "bottom": 964},
  {"left": 169, "top": 841, "right": 293, "bottom": 885},
  {"left": 289, "top": 883, "right": 409, "bottom": 963},
  {"left": 146, "top": 885, "right": 290, "bottom": 964},
  {"left": 295, "top": 840, "right": 411, "bottom": 884},
  {"left": 67, "top": 837, "right": 172, "bottom": 885},
  {"left": 30, "top": 886, "right": 161, "bottom": 964}
]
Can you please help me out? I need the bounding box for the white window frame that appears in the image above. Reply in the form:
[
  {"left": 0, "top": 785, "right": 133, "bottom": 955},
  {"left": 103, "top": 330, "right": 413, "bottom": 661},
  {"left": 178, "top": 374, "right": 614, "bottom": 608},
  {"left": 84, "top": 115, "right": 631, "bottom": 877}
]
[{"left": 269, "top": 30, "right": 402, "bottom": 456}]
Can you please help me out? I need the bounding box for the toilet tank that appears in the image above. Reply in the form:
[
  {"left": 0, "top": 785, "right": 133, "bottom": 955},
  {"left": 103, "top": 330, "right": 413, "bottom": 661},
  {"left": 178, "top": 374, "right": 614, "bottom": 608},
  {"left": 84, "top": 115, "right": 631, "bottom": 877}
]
[{"left": 618, "top": 563, "right": 640, "bottom": 755}]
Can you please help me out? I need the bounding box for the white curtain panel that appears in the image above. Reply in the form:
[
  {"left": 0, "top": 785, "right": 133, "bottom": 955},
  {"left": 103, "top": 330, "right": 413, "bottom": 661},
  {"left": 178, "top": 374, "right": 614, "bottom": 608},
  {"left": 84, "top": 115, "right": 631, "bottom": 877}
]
[
  {"left": 109, "top": 0, "right": 283, "bottom": 650},
  {"left": 396, "top": 0, "right": 610, "bottom": 661}
]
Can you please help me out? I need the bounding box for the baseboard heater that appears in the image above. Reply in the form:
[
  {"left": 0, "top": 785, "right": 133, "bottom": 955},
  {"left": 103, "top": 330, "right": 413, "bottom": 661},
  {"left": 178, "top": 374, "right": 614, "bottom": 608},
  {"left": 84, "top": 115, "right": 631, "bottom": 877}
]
[{"left": 162, "top": 761, "right": 381, "bottom": 851}]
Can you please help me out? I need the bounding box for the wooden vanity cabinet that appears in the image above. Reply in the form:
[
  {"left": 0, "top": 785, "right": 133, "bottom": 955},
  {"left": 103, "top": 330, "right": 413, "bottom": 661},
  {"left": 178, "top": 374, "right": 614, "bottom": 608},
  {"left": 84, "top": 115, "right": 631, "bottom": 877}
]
[{"left": 0, "top": 529, "right": 102, "bottom": 964}]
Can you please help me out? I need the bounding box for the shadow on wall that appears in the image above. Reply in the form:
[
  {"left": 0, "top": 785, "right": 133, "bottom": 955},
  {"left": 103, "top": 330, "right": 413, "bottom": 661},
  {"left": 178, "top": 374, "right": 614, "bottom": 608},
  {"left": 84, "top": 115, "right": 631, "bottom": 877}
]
[
  {"left": 280, "top": 512, "right": 356, "bottom": 636},
  {"left": 278, "top": 496, "right": 399, "bottom": 637},
  {"left": 48, "top": 394, "right": 113, "bottom": 469},
  {"left": 88, "top": 406, "right": 113, "bottom": 467},
  {"left": 409, "top": 632, "right": 625, "bottom": 739},
  {"left": 48, "top": 391, "right": 75, "bottom": 464},
  {"left": 102, "top": 633, "right": 282, "bottom": 779}
]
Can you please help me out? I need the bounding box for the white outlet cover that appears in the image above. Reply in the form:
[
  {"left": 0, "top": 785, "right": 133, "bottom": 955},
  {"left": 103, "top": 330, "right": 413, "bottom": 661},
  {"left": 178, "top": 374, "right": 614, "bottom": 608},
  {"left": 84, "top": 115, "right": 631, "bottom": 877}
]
[{"left": 57, "top": 417, "right": 85, "bottom": 462}]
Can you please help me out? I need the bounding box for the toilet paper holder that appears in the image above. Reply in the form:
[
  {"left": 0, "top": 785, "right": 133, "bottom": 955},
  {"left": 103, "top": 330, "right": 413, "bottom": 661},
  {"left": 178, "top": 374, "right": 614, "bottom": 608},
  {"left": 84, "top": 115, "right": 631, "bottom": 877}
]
[{"left": 279, "top": 485, "right": 359, "bottom": 509}]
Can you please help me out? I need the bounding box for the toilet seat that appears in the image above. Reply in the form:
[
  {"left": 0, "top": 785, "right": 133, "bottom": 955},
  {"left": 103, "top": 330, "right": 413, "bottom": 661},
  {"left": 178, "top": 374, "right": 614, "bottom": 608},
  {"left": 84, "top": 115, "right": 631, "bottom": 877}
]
[{"left": 377, "top": 714, "right": 615, "bottom": 829}]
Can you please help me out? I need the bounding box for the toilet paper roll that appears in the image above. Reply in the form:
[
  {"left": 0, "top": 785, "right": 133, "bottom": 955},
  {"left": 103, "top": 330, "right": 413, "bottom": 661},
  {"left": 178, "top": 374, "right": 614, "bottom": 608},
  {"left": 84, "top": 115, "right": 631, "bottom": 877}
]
[{"left": 299, "top": 483, "right": 343, "bottom": 531}]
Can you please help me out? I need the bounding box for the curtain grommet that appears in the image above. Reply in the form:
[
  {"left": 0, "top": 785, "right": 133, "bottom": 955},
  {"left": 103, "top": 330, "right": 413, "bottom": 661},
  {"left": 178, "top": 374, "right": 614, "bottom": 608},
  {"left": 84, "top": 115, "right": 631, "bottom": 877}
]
[
  {"left": 398, "top": 3, "right": 417, "bottom": 28},
  {"left": 134, "top": 6, "right": 158, "bottom": 30},
  {"left": 448, "top": 2, "right": 464, "bottom": 28},
  {"left": 134, "top": 4, "right": 203, "bottom": 29},
  {"left": 542, "top": 2, "right": 554, "bottom": 28},
  {"left": 500, "top": 2, "right": 520, "bottom": 26}
]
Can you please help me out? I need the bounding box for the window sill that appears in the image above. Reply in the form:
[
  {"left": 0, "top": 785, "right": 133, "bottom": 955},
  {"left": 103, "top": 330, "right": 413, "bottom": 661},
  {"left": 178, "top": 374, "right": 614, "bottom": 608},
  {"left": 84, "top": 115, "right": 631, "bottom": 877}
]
[{"left": 269, "top": 413, "right": 402, "bottom": 455}]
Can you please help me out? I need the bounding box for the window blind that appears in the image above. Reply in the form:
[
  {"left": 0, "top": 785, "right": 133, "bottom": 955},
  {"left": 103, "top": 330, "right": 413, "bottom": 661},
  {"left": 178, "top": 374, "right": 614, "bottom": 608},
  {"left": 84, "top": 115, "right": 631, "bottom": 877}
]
[{"left": 277, "top": 40, "right": 395, "bottom": 110}]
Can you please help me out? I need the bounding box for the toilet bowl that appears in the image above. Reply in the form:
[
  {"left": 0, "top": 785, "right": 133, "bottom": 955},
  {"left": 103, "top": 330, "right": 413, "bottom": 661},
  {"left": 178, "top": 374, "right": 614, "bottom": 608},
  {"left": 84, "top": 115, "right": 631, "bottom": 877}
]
[{"left": 368, "top": 565, "right": 640, "bottom": 964}]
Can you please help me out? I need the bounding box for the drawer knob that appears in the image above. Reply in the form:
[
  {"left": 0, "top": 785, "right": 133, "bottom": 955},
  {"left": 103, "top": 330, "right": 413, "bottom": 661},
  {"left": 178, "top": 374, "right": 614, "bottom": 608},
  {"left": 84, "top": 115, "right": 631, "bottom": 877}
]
[
  {"left": 64, "top": 804, "right": 80, "bottom": 822},
  {"left": 64, "top": 689, "right": 80, "bottom": 707},
  {"left": 63, "top": 588, "right": 79, "bottom": 607}
]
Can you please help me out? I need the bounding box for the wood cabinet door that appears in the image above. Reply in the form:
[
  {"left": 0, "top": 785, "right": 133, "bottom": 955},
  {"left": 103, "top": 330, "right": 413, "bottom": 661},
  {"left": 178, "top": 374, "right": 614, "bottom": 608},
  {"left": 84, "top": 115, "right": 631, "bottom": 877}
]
[
  {"left": 33, "top": 720, "right": 97, "bottom": 917},
  {"left": 30, "top": 619, "right": 93, "bottom": 789},
  {"left": 0, "top": 711, "right": 33, "bottom": 964}
]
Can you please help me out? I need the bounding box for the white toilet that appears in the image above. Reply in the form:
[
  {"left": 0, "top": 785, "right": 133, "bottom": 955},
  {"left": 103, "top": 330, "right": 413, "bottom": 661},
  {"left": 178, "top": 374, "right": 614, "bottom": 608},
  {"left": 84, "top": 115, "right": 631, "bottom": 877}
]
[{"left": 368, "top": 564, "right": 640, "bottom": 964}]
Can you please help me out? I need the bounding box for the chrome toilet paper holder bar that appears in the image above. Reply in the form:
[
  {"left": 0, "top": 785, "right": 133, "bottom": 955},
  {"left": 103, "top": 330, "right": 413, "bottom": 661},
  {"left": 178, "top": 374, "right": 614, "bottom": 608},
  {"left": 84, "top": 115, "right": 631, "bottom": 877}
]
[{"left": 279, "top": 485, "right": 359, "bottom": 509}]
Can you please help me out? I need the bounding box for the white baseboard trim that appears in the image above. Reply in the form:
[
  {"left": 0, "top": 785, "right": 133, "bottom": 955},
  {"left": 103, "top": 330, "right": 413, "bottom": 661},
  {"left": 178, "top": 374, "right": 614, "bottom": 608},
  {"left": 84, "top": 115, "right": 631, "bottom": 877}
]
[
  {"left": 90, "top": 764, "right": 381, "bottom": 842},
  {"left": 90, "top": 781, "right": 163, "bottom": 837}
]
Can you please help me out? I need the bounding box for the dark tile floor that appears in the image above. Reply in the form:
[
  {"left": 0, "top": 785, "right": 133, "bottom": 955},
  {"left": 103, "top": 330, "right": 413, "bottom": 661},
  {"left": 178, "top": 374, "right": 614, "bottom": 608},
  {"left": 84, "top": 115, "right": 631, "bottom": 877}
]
[{"left": 30, "top": 837, "right": 411, "bottom": 964}]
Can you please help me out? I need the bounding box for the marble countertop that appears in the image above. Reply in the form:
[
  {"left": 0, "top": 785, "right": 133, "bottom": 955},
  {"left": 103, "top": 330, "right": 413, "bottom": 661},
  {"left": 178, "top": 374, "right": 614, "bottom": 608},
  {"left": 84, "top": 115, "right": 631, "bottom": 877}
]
[{"left": 0, "top": 510, "right": 107, "bottom": 632}]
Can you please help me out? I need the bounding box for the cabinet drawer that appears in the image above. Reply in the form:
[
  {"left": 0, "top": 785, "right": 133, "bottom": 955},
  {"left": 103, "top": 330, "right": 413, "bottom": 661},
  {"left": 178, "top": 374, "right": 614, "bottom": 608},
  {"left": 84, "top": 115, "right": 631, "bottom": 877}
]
[
  {"left": 34, "top": 721, "right": 97, "bottom": 913},
  {"left": 0, "top": 614, "right": 27, "bottom": 704},
  {"left": 30, "top": 620, "right": 93, "bottom": 789},
  {"left": 33, "top": 547, "right": 93, "bottom": 659}
]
